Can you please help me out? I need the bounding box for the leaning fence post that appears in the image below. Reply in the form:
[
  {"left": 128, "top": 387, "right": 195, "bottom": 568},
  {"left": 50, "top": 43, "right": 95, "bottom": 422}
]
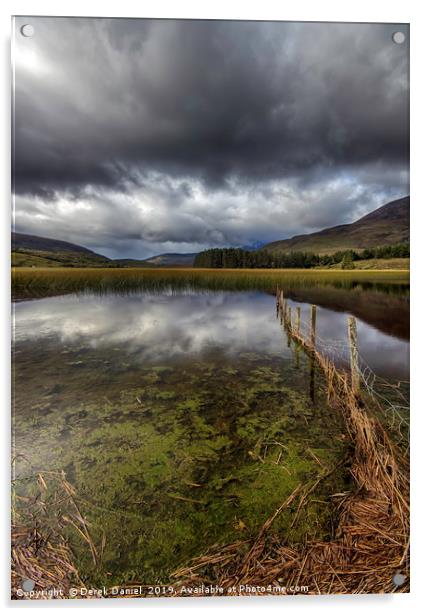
[
  {"left": 348, "top": 316, "right": 360, "bottom": 394},
  {"left": 310, "top": 305, "right": 317, "bottom": 348},
  {"left": 288, "top": 306, "right": 292, "bottom": 329}
]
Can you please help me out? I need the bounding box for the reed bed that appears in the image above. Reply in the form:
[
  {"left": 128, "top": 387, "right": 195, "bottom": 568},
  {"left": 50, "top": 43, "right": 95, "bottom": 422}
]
[
  {"left": 170, "top": 291, "right": 409, "bottom": 595},
  {"left": 12, "top": 267, "right": 409, "bottom": 298}
]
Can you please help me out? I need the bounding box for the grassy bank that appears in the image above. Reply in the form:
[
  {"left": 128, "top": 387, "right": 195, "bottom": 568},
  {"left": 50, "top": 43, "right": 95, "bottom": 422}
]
[
  {"left": 12, "top": 267, "right": 409, "bottom": 299},
  {"left": 328, "top": 257, "right": 409, "bottom": 270},
  {"left": 11, "top": 249, "right": 110, "bottom": 268}
]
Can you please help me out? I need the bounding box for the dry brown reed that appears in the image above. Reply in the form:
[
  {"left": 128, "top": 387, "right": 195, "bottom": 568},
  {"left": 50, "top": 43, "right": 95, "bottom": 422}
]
[
  {"left": 11, "top": 471, "right": 91, "bottom": 600},
  {"left": 11, "top": 524, "right": 82, "bottom": 599}
]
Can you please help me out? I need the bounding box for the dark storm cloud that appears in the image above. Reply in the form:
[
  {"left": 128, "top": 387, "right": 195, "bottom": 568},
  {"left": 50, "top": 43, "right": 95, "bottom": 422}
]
[{"left": 12, "top": 17, "right": 409, "bottom": 257}]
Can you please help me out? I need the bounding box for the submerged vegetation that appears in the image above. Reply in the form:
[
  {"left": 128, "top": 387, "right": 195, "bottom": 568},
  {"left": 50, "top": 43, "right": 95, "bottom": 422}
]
[{"left": 12, "top": 347, "right": 348, "bottom": 589}]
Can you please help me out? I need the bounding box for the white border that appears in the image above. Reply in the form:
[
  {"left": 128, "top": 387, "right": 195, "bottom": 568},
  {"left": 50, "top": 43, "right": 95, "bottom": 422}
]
[{"left": 1, "top": 1, "right": 426, "bottom": 614}]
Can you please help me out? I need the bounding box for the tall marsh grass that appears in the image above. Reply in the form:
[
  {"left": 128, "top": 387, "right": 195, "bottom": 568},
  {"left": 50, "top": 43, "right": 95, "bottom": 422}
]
[{"left": 12, "top": 267, "right": 409, "bottom": 298}]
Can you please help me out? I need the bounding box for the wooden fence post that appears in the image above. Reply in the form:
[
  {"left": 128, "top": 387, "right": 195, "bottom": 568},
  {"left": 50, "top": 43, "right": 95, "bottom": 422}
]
[
  {"left": 310, "top": 305, "right": 317, "bottom": 348},
  {"left": 348, "top": 316, "right": 360, "bottom": 394},
  {"left": 296, "top": 307, "right": 301, "bottom": 336},
  {"left": 294, "top": 342, "right": 300, "bottom": 369},
  {"left": 288, "top": 306, "right": 292, "bottom": 328},
  {"left": 308, "top": 305, "right": 317, "bottom": 401}
]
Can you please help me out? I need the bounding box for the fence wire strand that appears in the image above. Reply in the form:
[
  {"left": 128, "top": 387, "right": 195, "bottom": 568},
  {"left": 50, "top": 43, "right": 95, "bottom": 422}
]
[{"left": 276, "top": 295, "right": 409, "bottom": 441}]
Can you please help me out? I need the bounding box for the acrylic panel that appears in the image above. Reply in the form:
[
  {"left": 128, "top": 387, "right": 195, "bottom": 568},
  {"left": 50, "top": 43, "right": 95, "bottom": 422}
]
[{"left": 11, "top": 16, "right": 409, "bottom": 600}]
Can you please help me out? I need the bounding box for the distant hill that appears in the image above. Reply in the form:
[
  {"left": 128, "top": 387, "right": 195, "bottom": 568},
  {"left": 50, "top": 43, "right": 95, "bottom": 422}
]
[
  {"left": 12, "top": 232, "right": 111, "bottom": 267},
  {"left": 12, "top": 232, "right": 109, "bottom": 257},
  {"left": 263, "top": 196, "right": 409, "bottom": 255},
  {"left": 240, "top": 241, "right": 265, "bottom": 251},
  {"left": 113, "top": 258, "right": 153, "bottom": 268},
  {"left": 12, "top": 233, "right": 197, "bottom": 268},
  {"left": 142, "top": 253, "right": 197, "bottom": 266},
  {"left": 12, "top": 195, "right": 409, "bottom": 269}
]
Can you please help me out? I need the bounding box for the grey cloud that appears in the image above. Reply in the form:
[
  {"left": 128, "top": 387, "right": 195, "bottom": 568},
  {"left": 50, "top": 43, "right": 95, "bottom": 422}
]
[{"left": 12, "top": 17, "right": 409, "bottom": 257}]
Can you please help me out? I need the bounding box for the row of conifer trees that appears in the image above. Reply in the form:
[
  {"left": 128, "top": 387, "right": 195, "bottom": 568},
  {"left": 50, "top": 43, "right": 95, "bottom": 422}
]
[{"left": 193, "top": 243, "right": 409, "bottom": 269}]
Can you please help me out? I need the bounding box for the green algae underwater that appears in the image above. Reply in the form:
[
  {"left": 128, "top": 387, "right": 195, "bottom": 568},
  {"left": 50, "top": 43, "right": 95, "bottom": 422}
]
[
  {"left": 12, "top": 274, "right": 409, "bottom": 587},
  {"left": 14, "top": 352, "right": 349, "bottom": 586}
]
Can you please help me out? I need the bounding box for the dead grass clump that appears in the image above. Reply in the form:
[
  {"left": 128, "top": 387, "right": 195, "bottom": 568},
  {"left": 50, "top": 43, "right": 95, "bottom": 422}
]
[
  {"left": 11, "top": 524, "right": 82, "bottom": 599},
  {"left": 11, "top": 470, "right": 89, "bottom": 600}
]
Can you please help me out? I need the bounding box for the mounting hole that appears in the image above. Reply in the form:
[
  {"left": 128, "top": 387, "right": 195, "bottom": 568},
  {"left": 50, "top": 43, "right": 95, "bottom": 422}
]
[
  {"left": 392, "top": 31, "right": 406, "bottom": 45},
  {"left": 22, "top": 579, "right": 35, "bottom": 591},
  {"left": 392, "top": 572, "right": 406, "bottom": 586},
  {"left": 20, "top": 24, "right": 35, "bottom": 38}
]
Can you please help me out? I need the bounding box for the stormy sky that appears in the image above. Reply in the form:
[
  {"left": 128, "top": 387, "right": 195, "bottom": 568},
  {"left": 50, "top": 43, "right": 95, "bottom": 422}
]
[{"left": 12, "top": 17, "right": 409, "bottom": 258}]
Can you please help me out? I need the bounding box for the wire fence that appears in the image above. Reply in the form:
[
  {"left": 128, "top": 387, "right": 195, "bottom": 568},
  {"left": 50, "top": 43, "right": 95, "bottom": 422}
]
[{"left": 276, "top": 292, "right": 409, "bottom": 442}]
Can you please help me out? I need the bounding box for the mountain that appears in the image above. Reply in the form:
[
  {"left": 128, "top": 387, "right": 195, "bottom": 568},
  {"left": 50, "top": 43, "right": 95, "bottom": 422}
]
[
  {"left": 12, "top": 232, "right": 109, "bottom": 257},
  {"left": 142, "top": 253, "right": 197, "bottom": 266},
  {"left": 263, "top": 196, "right": 409, "bottom": 255},
  {"left": 12, "top": 232, "right": 197, "bottom": 268},
  {"left": 12, "top": 195, "right": 409, "bottom": 268},
  {"left": 12, "top": 232, "right": 111, "bottom": 267},
  {"left": 240, "top": 241, "right": 265, "bottom": 251},
  {"left": 113, "top": 258, "right": 153, "bottom": 268}
]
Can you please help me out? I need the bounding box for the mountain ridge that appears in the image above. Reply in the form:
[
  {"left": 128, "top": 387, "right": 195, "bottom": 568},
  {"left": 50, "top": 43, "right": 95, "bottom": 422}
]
[
  {"left": 263, "top": 196, "right": 409, "bottom": 255},
  {"left": 142, "top": 253, "right": 197, "bottom": 266},
  {"left": 12, "top": 232, "right": 111, "bottom": 267},
  {"left": 12, "top": 196, "right": 410, "bottom": 267},
  {"left": 12, "top": 233, "right": 197, "bottom": 267},
  {"left": 12, "top": 232, "right": 110, "bottom": 259}
]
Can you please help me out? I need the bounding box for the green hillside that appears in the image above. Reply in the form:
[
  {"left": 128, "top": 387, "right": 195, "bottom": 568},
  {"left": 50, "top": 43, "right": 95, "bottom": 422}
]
[
  {"left": 12, "top": 232, "right": 111, "bottom": 267},
  {"left": 11, "top": 233, "right": 196, "bottom": 268},
  {"left": 264, "top": 196, "right": 409, "bottom": 255},
  {"left": 143, "top": 253, "right": 197, "bottom": 266}
]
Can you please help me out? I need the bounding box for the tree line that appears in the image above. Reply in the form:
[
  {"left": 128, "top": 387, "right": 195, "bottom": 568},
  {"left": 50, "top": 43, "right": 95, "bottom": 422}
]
[{"left": 193, "top": 243, "right": 409, "bottom": 269}]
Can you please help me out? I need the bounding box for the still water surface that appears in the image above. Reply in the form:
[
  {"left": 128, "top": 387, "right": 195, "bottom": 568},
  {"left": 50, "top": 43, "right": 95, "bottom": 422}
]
[{"left": 12, "top": 283, "right": 409, "bottom": 584}]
